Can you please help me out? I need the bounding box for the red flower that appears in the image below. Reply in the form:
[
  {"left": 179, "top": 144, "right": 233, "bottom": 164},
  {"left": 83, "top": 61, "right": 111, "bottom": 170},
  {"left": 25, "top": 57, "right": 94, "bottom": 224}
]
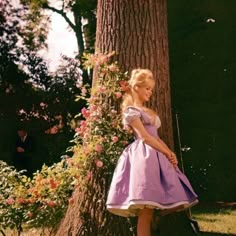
[
  {"left": 49, "top": 179, "right": 58, "bottom": 189},
  {"left": 119, "top": 81, "right": 130, "bottom": 92},
  {"left": 17, "top": 198, "right": 25, "bottom": 204},
  {"left": 47, "top": 201, "right": 56, "bottom": 207}
]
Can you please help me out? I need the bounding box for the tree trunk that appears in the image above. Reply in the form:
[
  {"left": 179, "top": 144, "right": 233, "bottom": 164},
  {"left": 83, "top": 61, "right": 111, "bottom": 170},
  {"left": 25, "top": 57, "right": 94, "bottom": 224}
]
[
  {"left": 72, "top": 0, "right": 84, "bottom": 55},
  {"left": 95, "top": 0, "right": 173, "bottom": 148},
  {"left": 72, "top": 1, "right": 91, "bottom": 85},
  {"left": 56, "top": 1, "right": 175, "bottom": 235},
  {"left": 55, "top": 168, "right": 134, "bottom": 236}
]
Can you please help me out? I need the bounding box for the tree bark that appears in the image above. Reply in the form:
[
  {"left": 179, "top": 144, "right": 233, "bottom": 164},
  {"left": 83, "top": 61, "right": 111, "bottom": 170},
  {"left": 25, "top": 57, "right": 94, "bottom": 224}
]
[
  {"left": 55, "top": 168, "right": 134, "bottom": 236},
  {"left": 95, "top": 0, "right": 173, "bottom": 148}
]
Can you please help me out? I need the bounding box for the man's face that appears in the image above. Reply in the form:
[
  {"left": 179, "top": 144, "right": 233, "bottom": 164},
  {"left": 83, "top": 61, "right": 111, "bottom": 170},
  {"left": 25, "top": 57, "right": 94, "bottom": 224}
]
[{"left": 18, "top": 130, "right": 26, "bottom": 138}]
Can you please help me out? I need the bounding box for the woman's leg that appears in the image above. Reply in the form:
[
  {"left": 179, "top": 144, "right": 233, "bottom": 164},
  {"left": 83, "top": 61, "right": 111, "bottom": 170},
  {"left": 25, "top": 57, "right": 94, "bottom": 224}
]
[{"left": 137, "top": 208, "right": 154, "bottom": 236}]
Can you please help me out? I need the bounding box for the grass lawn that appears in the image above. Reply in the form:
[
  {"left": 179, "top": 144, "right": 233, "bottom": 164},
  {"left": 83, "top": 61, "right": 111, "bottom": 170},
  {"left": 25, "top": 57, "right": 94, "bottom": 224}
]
[
  {"left": 4, "top": 203, "right": 236, "bottom": 236},
  {"left": 192, "top": 202, "right": 236, "bottom": 235}
]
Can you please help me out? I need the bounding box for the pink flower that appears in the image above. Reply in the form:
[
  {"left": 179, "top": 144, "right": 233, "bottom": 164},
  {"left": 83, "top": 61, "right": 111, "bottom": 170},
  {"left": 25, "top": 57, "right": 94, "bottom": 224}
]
[
  {"left": 90, "top": 105, "right": 97, "bottom": 112},
  {"left": 66, "top": 158, "right": 75, "bottom": 166},
  {"left": 75, "top": 127, "right": 80, "bottom": 133},
  {"left": 18, "top": 109, "right": 26, "bottom": 114},
  {"left": 76, "top": 163, "right": 81, "bottom": 168},
  {"left": 42, "top": 115, "right": 49, "bottom": 121},
  {"left": 124, "top": 125, "right": 132, "bottom": 132},
  {"left": 95, "top": 144, "right": 103, "bottom": 153},
  {"left": 95, "top": 159, "right": 103, "bottom": 168},
  {"left": 111, "top": 109, "right": 117, "bottom": 114},
  {"left": 75, "top": 121, "right": 87, "bottom": 136},
  {"left": 101, "top": 67, "right": 108, "bottom": 74},
  {"left": 83, "top": 145, "right": 91, "bottom": 155},
  {"left": 98, "top": 86, "right": 107, "bottom": 93},
  {"left": 6, "top": 198, "right": 14, "bottom": 205},
  {"left": 68, "top": 197, "right": 75, "bottom": 205},
  {"left": 80, "top": 120, "right": 87, "bottom": 127},
  {"left": 40, "top": 102, "right": 46, "bottom": 107},
  {"left": 5, "top": 88, "right": 10, "bottom": 93},
  {"left": 115, "top": 92, "right": 122, "bottom": 99},
  {"left": 108, "top": 64, "right": 119, "bottom": 72},
  {"left": 112, "top": 121, "right": 117, "bottom": 127},
  {"left": 122, "top": 141, "right": 129, "bottom": 146},
  {"left": 33, "top": 112, "right": 39, "bottom": 118},
  {"left": 112, "top": 136, "right": 119, "bottom": 143},
  {"left": 86, "top": 171, "right": 92, "bottom": 180},
  {"left": 84, "top": 133, "right": 89, "bottom": 140},
  {"left": 27, "top": 212, "right": 33, "bottom": 218},
  {"left": 88, "top": 96, "right": 99, "bottom": 103},
  {"left": 81, "top": 107, "right": 90, "bottom": 118},
  {"left": 88, "top": 51, "right": 115, "bottom": 66},
  {"left": 78, "top": 120, "right": 87, "bottom": 136}
]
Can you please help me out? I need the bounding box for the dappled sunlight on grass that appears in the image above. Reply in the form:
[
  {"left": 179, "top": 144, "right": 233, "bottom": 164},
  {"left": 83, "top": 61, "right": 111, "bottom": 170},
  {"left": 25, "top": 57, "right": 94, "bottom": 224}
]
[{"left": 192, "top": 204, "right": 236, "bottom": 235}]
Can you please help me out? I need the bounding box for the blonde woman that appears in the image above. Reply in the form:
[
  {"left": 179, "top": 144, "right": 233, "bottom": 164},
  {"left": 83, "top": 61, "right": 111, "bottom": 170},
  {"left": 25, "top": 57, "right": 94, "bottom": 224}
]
[{"left": 106, "top": 69, "right": 198, "bottom": 236}]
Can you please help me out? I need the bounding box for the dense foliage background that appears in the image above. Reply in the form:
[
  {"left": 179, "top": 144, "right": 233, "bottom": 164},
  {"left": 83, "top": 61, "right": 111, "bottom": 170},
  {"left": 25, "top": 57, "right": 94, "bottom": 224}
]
[{"left": 168, "top": 0, "right": 236, "bottom": 201}]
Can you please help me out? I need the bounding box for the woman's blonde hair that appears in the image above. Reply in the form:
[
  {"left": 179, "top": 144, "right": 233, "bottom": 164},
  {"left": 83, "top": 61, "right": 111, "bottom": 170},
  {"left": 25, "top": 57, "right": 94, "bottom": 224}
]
[{"left": 121, "top": 69, "right": 155, "bottom": 113}]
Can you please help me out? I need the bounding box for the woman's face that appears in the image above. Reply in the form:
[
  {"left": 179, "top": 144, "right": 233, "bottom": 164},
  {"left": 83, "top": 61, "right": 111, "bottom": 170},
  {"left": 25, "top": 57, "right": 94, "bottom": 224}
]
[{"left": 135, "top": 80, "right": 155, "bottom": 103}]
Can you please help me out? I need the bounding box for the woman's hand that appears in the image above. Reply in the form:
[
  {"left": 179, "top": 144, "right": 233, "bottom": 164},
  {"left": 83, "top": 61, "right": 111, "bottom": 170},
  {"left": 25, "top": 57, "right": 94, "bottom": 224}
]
[{"left": 166, "top": 151, "right": 178, "bottom": 168}]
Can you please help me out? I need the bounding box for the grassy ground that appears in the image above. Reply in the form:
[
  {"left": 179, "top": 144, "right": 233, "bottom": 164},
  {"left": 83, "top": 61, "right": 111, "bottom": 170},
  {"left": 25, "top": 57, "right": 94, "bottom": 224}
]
[
  {"left": 3, "top": 203, "right": 236, "bottom": 236},
  {"left": 192, "top": 203, "right": 236, "bottom": 235}
]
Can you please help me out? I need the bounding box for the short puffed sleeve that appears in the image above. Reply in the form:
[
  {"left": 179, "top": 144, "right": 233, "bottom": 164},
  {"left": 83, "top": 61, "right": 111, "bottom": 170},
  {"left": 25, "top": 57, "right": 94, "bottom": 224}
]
[{"left": 123, "top": 107, "right": 141, "bottom": 125}]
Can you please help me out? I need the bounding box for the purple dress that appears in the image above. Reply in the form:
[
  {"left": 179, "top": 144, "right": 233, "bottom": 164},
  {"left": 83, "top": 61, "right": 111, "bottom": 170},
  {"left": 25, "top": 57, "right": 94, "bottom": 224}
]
[{"left": 106, "top": 107, "right": 198, "bottom": 217}]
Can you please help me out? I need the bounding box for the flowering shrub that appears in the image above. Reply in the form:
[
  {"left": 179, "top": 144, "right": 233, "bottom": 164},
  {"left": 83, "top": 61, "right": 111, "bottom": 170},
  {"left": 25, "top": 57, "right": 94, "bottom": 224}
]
[
  {"left": 69, "top": 52, "right": 132, "bottom": 185},
  {"left": 0, "top": 160, "right": 74, "bottom": 234},
  {"left": 0, "top": 52, "right": 132, "bottom": 234},
  {"left": 0, "top": 161, "right": 29, "bottom": 234},
  {"left": 24, "top": 160, "right": 75, "bottom": 230}
]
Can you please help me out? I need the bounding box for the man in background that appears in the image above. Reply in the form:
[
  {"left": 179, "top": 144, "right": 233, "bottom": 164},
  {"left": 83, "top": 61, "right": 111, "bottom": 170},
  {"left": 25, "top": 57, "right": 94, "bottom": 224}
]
[{"left": 13, "top": 127, "right": 34, "bottom": 177}]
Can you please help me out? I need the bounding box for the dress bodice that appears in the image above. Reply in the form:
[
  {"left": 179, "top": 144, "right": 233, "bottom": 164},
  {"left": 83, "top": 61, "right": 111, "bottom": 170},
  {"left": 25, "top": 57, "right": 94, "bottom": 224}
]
[
  {"left": 123, "top": 106, "right": 161, "bottom": 138},
  {"left": 123, "top": 106, "right": 161, "bottom": 128}
]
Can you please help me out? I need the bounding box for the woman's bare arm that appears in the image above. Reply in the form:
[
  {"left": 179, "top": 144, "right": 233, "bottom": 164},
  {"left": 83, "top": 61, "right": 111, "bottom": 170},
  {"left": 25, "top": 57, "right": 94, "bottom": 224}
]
[{"left": 129, "top": 118, "right": 178, "bottom": 167}]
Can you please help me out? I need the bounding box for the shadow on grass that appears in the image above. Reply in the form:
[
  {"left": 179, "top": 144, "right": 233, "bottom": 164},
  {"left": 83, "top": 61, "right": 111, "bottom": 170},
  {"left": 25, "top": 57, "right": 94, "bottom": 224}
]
[
  {"left": 200, "top": 232, "right": 236, "bottom": 236},
  {"left": 192, "top": 202, "right": 236, "bottom": 215}
]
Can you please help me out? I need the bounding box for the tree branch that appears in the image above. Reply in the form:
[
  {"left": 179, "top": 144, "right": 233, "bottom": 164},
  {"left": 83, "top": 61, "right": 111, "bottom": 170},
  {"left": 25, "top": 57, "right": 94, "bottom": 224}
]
[{"left": 42, "top": 3, "right": 76, "bottom": 33}]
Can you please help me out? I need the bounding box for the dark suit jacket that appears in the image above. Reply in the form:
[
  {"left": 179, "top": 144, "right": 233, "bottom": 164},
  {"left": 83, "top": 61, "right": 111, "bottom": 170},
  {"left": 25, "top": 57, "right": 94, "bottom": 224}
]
[
  {"left": 14, "top": 135, "right": 34, "bottom": 175},
  {"left": 15, "top": 135, "right": 33, "bottom": 158}
]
